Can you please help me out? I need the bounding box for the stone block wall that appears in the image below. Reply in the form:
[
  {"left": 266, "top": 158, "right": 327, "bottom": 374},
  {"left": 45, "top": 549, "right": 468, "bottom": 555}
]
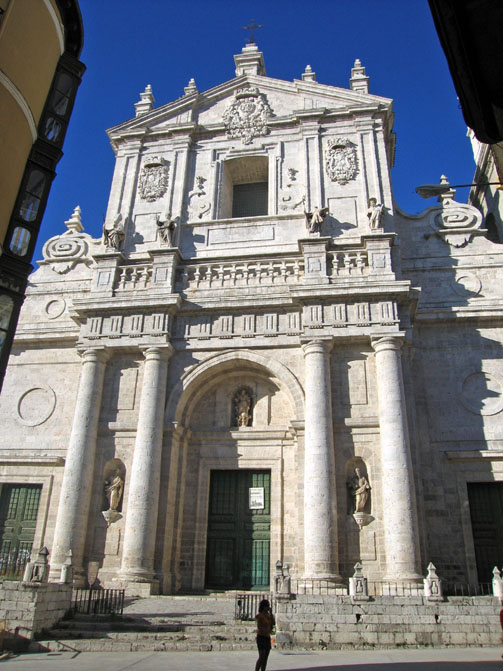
[
  {"left": 275, "top": 595, "right": 502, "bottom": 648},
  {"left": 0, "top": 581, "right": 72, "bottom": 649}
]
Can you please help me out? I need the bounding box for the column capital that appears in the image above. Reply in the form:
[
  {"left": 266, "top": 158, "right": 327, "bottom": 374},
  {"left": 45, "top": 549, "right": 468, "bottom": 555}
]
[
  {"left": 371, "top": 334, "right": 405, "bottom": 354},
  {"left": 77, "top": 346, "right": 110, "bottom": 364},
  {"left": 302, "top": 339, "right": 333, "bottom": 356},
  {"left": 140, "top": 344, "right": 173, "bottom": 362}
]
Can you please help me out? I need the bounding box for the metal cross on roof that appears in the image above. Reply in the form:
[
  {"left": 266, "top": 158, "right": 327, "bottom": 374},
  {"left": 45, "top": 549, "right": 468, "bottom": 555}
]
[{"left": 242, "top": 19, "right": 263, "bottom": 44}]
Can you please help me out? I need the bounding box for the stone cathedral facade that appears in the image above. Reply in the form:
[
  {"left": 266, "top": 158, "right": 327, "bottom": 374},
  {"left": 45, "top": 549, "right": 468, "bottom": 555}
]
[{"left": 0, "top": 44, "right": 502, "bottom": 596}]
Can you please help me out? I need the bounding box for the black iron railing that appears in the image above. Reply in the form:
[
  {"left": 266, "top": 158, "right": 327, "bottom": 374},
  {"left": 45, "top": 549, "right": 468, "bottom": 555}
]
[
  {"left": 443, "top": 582, "right": 492, "bottom": 597},
  {"left": 73, "top": 588, "right": 125, "bottom": 616},
  {"left": 0, "top": 551, "right": 30, "bottom": 580},
  {"left": 235, "top": 593, "right": 274, "bottom": 620}
]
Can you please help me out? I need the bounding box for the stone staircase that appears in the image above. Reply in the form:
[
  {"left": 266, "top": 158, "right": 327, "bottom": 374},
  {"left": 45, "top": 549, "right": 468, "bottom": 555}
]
[
  {"left": 31, "top": 595, "right": 257, "bottom": 652},
  {"left": 29, "top": 593, "right": 503, "bottom": 652}
]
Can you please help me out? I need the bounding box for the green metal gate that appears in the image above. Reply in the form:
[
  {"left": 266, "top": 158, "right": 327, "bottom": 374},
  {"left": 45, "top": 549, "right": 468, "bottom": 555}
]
[
  {"left": 468, "top": 482, "right": 503, "bottom": 583},
  {"left": 0, "top": 484, "right": 41, "bottom": 575},
  {"left": 206, "top": 470, "right": 270, "bottom": 590}
]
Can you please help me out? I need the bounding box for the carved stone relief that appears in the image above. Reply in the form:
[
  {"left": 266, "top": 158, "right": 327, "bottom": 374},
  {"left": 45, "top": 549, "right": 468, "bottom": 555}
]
[
  {"left": 138, "top": 156, "right": 169, "bottom": 202},
  {"left": 188, "top": 176, "right": 212, "bottom": 220},
  {"left": 280, "top": 168, "right": 305, "bottom": 212},
  {"left": 223, "top": 86, "right": 272, "bottom": 145},
  {"left": 325, "top": 138, "right": 358, "bottom": 184}
]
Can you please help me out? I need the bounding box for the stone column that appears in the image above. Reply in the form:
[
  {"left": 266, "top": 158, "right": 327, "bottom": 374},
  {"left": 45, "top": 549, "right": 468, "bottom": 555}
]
[
  {"left": 119, "top": 346, "right": 172, "bottom": 593},
  {"left": 372, "top": 336, "right": 422, "bottom": 581},
  {"left": 302, "top": 339, "right": 340, "bottom": 580},
  {"left": 50, "top": 348, "right": 109, "bottom": 584}
]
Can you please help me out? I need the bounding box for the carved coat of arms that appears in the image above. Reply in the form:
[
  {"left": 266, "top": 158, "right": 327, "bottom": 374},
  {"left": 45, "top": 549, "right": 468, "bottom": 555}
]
[
  {"left": 223, "top": 87, "right": 272, "bottom": 145},
  {"left": 138, "top": 156, "right": 169, "bottom": 202},
  {"left": 325, "top": 138, "right": 358, "bottom": 184}
]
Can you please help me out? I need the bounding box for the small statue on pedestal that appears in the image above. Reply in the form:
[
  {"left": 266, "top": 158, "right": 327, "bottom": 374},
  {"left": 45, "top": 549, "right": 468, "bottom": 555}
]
[
  {"left": 103, "top": 213, "right": 125, "bottom": 251},
  {"left": 367, "top": 198, "right": 384, "bottom": 230},
  {"left": 304, "top": 206, "right": 329, "bottom": 235},
  {"left": 156, "top": 214, "right": 177, "bottom": 246}
]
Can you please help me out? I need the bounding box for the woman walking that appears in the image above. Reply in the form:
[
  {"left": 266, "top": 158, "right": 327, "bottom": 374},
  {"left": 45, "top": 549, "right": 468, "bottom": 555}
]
[{"left": 255, "top": 599, "right": 275, "bottom": 671}]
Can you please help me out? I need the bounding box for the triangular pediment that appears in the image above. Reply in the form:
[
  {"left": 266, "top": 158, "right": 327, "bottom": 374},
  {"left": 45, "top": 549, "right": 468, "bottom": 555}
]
[{"left": 107, "top": 73, "right": 392, "bottom": 149}]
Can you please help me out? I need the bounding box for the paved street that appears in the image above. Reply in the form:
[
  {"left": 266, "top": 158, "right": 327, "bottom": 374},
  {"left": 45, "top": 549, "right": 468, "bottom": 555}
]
[{"left": 1, "top": 647, "right": 502, "bottom": 671}]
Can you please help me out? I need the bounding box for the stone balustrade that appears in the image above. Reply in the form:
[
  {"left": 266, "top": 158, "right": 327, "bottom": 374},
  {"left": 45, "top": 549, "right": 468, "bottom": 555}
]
[
  {"left": 115, "top": 264, "right": 152, "bottom": 291},
  {"left": 178, "top": 258, "right": 305, "bottom": 290},
  {"left": 328, "top": 250, "right": 369, "bottom": 277}
]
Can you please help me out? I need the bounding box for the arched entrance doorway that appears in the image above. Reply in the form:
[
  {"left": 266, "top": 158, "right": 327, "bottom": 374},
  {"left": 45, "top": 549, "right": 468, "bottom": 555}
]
[{"left": 162, "top": 350, "right": 304, "bottom": 593}]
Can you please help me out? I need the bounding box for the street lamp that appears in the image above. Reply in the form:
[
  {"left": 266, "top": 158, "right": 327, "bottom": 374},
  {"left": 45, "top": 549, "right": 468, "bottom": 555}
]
[{"left": 416, "top": 179, "right": 502, "bottom": 198}]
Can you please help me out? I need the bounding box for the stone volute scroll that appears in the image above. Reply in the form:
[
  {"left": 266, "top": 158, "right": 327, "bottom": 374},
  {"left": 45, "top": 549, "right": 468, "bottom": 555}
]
[
  {"left": 427, "top": 175, "right": 484, "bottom": 247},
  {"left": 102, "top": 460, "right": 125, "bottom": 527},
  {"left": 40, "top": 205, "right": 94, "bottom": 274},
  {"left": 233, "top": 387, "right": 253, "bottom": 427},
  {"left": 347, "top": 465, "right": 373, "bottom": 530}
]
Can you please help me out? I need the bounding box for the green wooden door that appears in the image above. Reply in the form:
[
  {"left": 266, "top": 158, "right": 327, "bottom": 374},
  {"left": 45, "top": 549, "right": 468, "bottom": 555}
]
[
  {"left": 468, "top": 482, "right": 503, "bottom": 583},
  {"left": 0, "top": 485, "right": 41, "bottom": 565},
  {"left": 206, "top": 470, "right": 270, "bottom": 590}
]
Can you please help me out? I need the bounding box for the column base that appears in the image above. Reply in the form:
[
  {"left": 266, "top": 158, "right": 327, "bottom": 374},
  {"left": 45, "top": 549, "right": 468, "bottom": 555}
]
[{"left": 115, "top": 576, "right": 160, "bottom": 597}]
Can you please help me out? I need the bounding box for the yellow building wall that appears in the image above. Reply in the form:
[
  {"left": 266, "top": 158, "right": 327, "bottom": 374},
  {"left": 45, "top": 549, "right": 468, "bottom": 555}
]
[{"left": 0, "top": 0, "right": 63, "bottom": 245}]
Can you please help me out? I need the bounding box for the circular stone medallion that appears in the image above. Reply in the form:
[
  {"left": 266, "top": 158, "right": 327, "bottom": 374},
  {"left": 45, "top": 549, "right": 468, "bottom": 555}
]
[
  {"left": 17, "top": 385, "right": 56, "bottom": 426},
  {"left": 44, "top": 297, "right": 66, "bottom": 319},
  {"left": 459, "top": 372, "right": 503, "bottom": 416}
]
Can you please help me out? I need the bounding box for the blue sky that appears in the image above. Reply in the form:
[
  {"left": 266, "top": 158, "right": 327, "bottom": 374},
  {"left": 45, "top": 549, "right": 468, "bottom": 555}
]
[{"left": 36, "top": 0, "right": 475, "bottom": 264}]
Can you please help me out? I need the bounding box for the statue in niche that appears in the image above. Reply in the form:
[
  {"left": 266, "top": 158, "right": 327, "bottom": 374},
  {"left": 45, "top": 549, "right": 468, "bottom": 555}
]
[
  {"left": 105, "top": 469, "right": 124, "bottom": 512},
  {"left": 367, "top": 198, "right": 384, "bottom": 230},
  {"left": 103, "top": 213, "right": 125, "bottom": 251},
  {"left": 304, "top": 206, "right": 329, "bottom": 235},
  {"left": 156, "top": 213, "right": 177, "bottom": 246},
  {"left": 234, "top": 388, "right": 252, "bottom": 427},
  {"left": 348, "top": 467, "right": 371, "bottom": 513}
]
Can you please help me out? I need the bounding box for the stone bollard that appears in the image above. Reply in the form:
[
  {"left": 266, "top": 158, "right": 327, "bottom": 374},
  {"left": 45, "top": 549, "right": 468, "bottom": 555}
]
[
  {"left": 274, "top": 559, "right": 292, "bottom": 600},
  {"left": 22, "top": 546, "right": 50, "bottom": 583},
  {"left": 492, "top": 566, "right": 503, "bottom": 599},
  {"left": 423, "top": 562, "right": 444, "bottom": 601},
  {"left": 349, "top": 562, "right": 370, "bottom": 601},
  {"left": 60, "top": 549, "right": 74, "bottom": 584}
]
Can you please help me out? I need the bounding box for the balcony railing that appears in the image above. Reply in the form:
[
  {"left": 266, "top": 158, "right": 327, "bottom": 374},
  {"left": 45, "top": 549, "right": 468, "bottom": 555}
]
[{"left": 179, "top": 258, "right": 304, "bottom": 291}]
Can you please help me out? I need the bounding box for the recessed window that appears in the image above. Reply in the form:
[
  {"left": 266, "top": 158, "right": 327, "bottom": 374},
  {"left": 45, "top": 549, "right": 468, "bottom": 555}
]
[
  {"left": 219, "top": 156, "right": 269, "bottom": 219},
  {"left": 0, "top": 295, "right": 13, "bottom": 355},
  {"left": 19, "top": 170, "right": 45, "bottom": 222},
  {"left": 9, "top": 227, "right": 31, "bottom": 256},
  {"left": 44, "top": 117, "right": 62, "bottom": 142},
  {"left": 50, "top": 72, "right": 73, "bottom": 116}
]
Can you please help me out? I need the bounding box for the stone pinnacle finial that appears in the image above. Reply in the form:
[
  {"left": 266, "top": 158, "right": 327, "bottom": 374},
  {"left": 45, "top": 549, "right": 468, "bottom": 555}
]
[
  {"left": 350, "top": 58, "right": 369, "bottom": 93},
  {"left": 234, "top": 42, "right": 266, "bottom": 77},
  {"left": 135, "top": 84, "right": 155, "bottom": 117},
  {"left": 64, "top": 205, "right": 83, "bottom": 233},
  {"left": 184, "top": 78, "right": 198, "bottom": 96},
  {"left": 302, "top": 64, "right": 316, "bottom": 82}
]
